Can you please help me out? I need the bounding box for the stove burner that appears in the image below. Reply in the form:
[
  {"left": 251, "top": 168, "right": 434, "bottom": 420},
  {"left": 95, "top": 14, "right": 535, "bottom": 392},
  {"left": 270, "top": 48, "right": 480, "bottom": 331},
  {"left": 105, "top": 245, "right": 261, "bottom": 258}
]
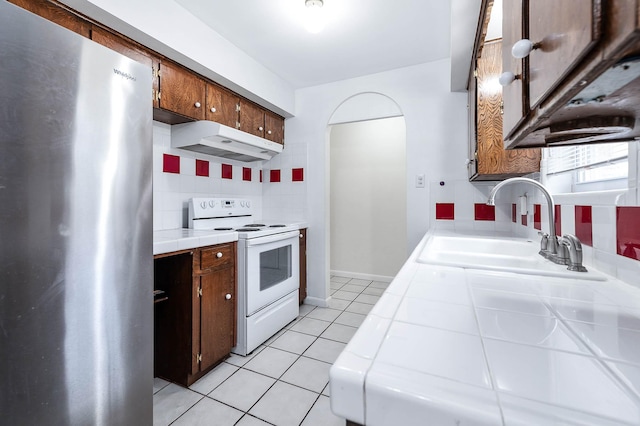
[
  {"left": 236, "top": 228, "right": 260, "bottom": 232},
  {"left": 269, "top": 224, "right": 286, "bottom": 228},
  {"left": 244, "top": 224, "right": 265, "bottom": 227},
  {"left": 213, "top": 227, "right": 234, "bottom": 231}
]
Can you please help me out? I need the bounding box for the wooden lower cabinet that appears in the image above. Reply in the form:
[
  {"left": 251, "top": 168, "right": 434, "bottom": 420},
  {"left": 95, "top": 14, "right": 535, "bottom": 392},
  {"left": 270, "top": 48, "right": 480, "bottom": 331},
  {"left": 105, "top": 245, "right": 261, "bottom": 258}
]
[
  {"left": 299, "top": 228, "right": 307, "bottom": 304},
  {"left": 154, "top": 243, "right": 237, "bottom": 387}
]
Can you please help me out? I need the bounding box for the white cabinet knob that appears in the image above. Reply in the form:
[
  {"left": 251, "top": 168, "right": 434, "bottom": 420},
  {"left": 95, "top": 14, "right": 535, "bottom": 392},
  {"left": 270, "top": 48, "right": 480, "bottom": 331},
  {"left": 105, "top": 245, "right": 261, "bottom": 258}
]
[
  {"left": 210, "top": 107, "right": 216, "bottom": 113},
  {"left": 512, "top": 39, "right": 537, "bottom": 59},
  {"left": 194, "top": 101, "right": 201, "bottom": 108},
  {"left": 225, "top": 294, "right": 232, "bottom": 300},
  {"left": 258, "top": 126, "right": 264, "bottom": 132},
  {"left": 216, "top": 252, "right": 223, "bottom": 258},
  {"left": 267, "top": 130, "right": 272, "bottom": 135},
  {"left": 299, "top": 233, "right": 303, "bottom": 238},
  {"left": 499, "top": 71, "right": 518, "bottom": 86}
]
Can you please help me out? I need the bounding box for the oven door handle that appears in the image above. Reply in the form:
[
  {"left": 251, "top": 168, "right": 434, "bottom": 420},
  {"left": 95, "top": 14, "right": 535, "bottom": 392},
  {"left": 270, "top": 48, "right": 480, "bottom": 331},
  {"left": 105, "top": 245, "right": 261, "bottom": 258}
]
[{"left": 245, "top": 230, "right": 300, "bottom": 247}]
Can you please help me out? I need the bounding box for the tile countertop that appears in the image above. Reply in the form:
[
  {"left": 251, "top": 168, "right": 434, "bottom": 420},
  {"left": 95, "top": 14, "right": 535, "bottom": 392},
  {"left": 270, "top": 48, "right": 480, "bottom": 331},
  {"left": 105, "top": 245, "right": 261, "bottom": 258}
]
[
  {"left": 153, "top": 223, "right": 308, "bottom": 256},
  {"left": 330, "top": 230, "right": 640, "bottom": 425},
  {"left": 153, "top": 228, "right": 238, "bottom": 255}
]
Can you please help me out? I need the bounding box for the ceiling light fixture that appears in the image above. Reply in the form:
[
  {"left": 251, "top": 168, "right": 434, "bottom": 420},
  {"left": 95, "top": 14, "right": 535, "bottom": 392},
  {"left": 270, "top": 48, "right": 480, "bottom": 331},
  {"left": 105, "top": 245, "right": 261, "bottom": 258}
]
[{"left": 304, "top": 0, "right": 325, "bottom": 34}]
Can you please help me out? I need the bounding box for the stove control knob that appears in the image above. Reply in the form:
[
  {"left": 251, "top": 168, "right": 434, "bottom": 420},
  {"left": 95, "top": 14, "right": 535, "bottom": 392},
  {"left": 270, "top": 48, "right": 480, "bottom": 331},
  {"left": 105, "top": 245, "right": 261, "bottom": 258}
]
[
  {"left": 209, "top": 200, "right": 215, "bottom": 208},
  {"left": 200, "top": 201, "right": 207, "bottom": 209},
  {"left": 240, "top": 200, "right": 245, "bottom": 207},
  {"left": 225, "top": 294, "right": 232, "bottom": 300},
  {"left": 216, "top": 252, "right": 223, "bottom": 258},
  {"left": 246, "top": 200, "right": 251, "bottom": 208}
]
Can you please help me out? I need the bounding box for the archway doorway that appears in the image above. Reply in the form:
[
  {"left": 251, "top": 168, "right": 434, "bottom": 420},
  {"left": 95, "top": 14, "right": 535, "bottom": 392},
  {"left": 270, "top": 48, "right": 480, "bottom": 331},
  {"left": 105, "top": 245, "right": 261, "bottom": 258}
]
[{"left": 328, "top": 94, "right": 407, "bottom": 281}]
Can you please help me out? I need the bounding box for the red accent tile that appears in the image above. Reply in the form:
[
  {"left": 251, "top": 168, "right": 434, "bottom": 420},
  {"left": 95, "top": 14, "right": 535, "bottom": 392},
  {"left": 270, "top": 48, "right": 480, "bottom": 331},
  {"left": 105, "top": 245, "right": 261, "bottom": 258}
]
[
  {"left": 163, "top": 154, "right": 180, "bottom": 174},
  {"left": 435, "top": 203, "right": 455, "bottom": 220},
  {"left": 575, "top": 205, "right": 593, "bottom": 246},
  {"left": 554, "top": 204, "right": 562, "bottom": 236},
  {"left": 512, "top": 204, "right": 517, "bottom": 223},
  {"left": 521, "top": 215, "right": 528, "bottom": 226},
  {"left": 195, "top": 159, "right": 209, "bottom": 177},
  {"left": 533, "top": 204, "right": 541, "bottom": 230},
  {"left": 270, "top": 169, "right": 281, "bottom": 183},
  {"left": 292, "top": 168, "right": 304, "bottom": 182},
  {"left": 242, "top": 167, "right": 252, "bottom": 182},
  {"left": 617, "top": 206, "right": 640, "bottom": 261},
  {"left": 474, "top": 203, "right": 495, "bottom": 221},
  {"left": 221, "top": 164, "right": 233, "bottom": 180}
]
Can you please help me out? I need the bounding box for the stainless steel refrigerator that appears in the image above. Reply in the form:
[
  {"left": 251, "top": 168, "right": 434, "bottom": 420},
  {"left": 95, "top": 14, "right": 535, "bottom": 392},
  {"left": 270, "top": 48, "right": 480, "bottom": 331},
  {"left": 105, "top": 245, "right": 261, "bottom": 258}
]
[{"left": 0, "top": 2, "right": 153, "bottom": 424}]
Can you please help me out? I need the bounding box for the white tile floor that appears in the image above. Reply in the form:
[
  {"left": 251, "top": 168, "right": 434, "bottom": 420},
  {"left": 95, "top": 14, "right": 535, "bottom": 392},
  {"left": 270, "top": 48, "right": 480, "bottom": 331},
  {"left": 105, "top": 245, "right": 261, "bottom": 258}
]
[{"left": 153, "top": 276, "right": 388, "bottom": 426}]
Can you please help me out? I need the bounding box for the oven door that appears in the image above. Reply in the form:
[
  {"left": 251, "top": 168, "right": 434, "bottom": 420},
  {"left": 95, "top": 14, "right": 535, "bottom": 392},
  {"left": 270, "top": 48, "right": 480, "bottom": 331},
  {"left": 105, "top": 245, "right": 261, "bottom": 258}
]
[{"left": 244, "top": 230, "right": 300, "bottom": 315}]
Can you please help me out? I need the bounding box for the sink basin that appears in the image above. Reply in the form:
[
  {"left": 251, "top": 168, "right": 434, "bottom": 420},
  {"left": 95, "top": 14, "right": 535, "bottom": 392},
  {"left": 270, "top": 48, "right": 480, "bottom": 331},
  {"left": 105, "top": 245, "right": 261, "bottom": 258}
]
[{"left": 417, "top": 234, "right": 606, "bottom": 281}]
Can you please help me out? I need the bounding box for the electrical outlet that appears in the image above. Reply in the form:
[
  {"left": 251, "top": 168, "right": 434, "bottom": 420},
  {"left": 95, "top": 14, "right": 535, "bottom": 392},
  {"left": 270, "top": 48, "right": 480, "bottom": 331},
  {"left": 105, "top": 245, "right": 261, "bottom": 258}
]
[{"left": 416, "top": 174, "right": 425, "bottom": 188}]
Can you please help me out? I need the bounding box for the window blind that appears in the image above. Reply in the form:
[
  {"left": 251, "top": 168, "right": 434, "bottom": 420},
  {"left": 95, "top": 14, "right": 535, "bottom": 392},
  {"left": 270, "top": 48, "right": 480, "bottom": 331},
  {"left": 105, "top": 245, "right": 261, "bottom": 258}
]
[{"left": 545, "top": 142, "right": 629, "bottom": 175}]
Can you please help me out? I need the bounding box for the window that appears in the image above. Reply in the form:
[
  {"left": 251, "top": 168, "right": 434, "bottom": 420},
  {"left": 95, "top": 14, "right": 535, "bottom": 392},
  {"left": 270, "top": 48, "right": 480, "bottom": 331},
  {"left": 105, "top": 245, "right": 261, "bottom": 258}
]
[{"left": 544, "top": 142, "right": 629, "bottom": 192}]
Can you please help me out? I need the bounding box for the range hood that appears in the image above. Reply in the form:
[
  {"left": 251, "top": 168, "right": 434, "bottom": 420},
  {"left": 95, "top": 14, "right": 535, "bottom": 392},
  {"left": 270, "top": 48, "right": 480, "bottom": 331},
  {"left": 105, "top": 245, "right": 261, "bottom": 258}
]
[{"left": 171, "top": 121, "right": 282, "bottom": 162}]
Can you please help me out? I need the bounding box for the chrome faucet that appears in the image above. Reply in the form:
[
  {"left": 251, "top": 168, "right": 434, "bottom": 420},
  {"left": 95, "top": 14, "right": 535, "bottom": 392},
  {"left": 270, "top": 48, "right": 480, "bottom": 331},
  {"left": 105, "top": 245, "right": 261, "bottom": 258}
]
[
  {"left": 486, "top": 177, "right": 587, "bottom": 272},
  {"left": 560, "top": 234, "right": 588, "bottom": 272}
]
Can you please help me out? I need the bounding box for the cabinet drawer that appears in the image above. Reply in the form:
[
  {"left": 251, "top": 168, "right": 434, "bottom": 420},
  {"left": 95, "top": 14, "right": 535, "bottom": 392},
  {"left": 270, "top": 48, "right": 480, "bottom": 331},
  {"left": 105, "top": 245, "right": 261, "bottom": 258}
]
[{"left": 198, "top": 244, "right": 234, "bottom": 271}]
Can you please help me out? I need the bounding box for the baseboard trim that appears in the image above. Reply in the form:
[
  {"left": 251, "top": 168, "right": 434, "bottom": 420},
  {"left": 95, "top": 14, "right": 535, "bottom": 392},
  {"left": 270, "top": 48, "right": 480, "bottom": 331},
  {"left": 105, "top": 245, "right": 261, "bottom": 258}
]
[
  {"left": 303, "top": 296, "right": 329, "bottom": 308},
  {"left": 330, "top": 270, "right": 394, "bottom": 283}
]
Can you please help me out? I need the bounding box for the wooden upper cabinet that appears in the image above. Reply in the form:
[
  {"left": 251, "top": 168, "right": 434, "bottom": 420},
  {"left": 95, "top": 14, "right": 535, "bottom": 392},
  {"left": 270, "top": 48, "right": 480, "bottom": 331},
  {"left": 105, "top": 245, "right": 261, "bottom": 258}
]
[
  {"left": 158, "top": 61, "right": 206, "bottom": 121},
  {"left": 9, "top": 0, "right": 287, "bottom": 145},
  {"left": 527, "top": 0, "right": 603, "bottom": 109},
  {"left": 90, "top": 26, "right": 160, "bottom": 108},
  {"left": 472, "top": 40, "right": 540, "bottom": 180},
  {"left": 206, "top": 83, "right": 240, "bottom": 128},
  {"left": 9, "top": 0, "right": 90, "bottom": 37},
  {"left": 501, "top": 0, "right": 526, "bottom": 139},
  {"left": 503, "top": 0, "right": 640, "bottom": 148},
  {"left": 264, "top": 111, "right": 285, "bottom": 144},
  {"left": 239, "top": 100, "right": 266, "bottom": 138},
  {"left": 467, "top": 64, "right": 479, "bottom": 179}
]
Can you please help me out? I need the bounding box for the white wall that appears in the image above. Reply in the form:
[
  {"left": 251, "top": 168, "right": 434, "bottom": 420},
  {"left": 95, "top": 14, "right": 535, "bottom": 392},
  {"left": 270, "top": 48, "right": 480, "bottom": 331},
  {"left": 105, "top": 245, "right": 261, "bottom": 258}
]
[
  {"left": 330, "top": 117, "right": 407, "bottom": 281},
  {"left": 284, "top": 60, "right": 469, "bottom": 305}
]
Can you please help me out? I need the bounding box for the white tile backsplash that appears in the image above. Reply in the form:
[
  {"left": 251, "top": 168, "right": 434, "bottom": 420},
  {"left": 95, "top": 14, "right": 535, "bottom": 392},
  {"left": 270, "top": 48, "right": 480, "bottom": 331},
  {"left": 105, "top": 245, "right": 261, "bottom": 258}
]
[{"left": 152, "top": 121, "right": 305, "bottom": 230}]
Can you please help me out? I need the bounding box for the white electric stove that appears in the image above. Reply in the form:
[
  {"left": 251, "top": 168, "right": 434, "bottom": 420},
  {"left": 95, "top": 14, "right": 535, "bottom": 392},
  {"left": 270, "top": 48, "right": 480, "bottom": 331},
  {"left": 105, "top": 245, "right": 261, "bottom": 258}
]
[{"left": 189, "top": 197, "right": 300, "bottom": 356}]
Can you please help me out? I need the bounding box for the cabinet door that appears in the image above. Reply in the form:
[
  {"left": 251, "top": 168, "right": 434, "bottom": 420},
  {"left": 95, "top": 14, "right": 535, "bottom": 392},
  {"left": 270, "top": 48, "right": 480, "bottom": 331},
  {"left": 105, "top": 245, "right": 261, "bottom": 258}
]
[
  {"left": 9, "top": 0, "right": 90, "bottom": 37},
  {"left": 206, "top": 83, "right": 240, "bottom": 128},
  {"left": 299, "top": 229, "right": 307, "bottom": 304},
  {"left": 475, "top": 41, "right": 541, "bottom": 179},
  {"left": 528, "top": 0, "right": 602, "bottom": 108},
  {"left": 468, "top": 64, "right": 479, "bottom": 179},
  {"left": 264, "top": 111, "right": 285, "bottom": 145},
  {"left": 159, "top": 61, "right": 206, "bottom": 120},
  {"left": 91, "top": 26, "right": 160, "bottom": 108},
  {"left": 199, "top": 267, "right": 235, "bottom": 371},
  {"left": 239, "top": 100, "right": 265, "bottom": 138},
  {"left": 502, "top": 0, "right": 526, "bottom": 139}
]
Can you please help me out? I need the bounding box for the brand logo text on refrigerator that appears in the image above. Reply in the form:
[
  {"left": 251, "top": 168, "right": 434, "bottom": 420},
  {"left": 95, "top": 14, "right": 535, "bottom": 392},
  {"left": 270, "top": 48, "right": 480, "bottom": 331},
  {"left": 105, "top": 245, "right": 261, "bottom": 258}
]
[{"left": 113, "top": 68, "right": 136, "bottom": 81}]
